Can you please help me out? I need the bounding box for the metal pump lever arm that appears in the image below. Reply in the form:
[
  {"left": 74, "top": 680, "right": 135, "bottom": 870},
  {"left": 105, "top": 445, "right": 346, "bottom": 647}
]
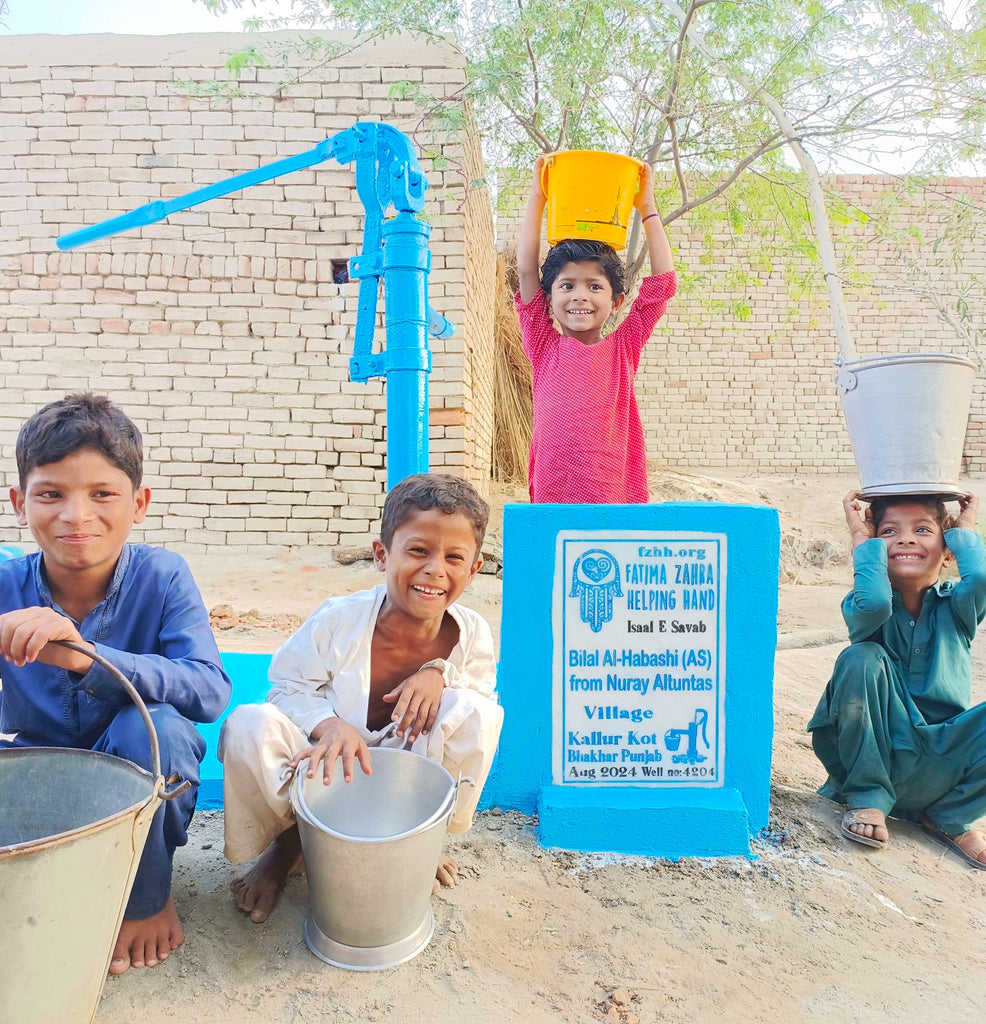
[{"left": 56, "top": 139, "right": 340, "bottom": 252}]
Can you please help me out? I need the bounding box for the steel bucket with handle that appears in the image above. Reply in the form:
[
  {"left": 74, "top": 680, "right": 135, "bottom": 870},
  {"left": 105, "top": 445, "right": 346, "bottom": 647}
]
[
  {"left": 836, "top": 352, "right": 977, "bottom": 499},
  {"left": 0, "top": 640, "right": 190, "bottom": 1024},
  {"left": 290, "top": 746, "right": 474, "bottom": 971}
]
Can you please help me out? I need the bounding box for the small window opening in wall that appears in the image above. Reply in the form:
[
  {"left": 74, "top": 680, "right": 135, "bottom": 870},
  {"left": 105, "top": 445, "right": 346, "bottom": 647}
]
[{"left": 331, "top": 260, "right": 350, "bottom": 284}]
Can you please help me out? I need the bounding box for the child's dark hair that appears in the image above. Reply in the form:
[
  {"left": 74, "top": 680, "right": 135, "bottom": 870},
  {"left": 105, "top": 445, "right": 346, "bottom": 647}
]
[
  {"left": 540, "top": 238, "right": 625, "bottom": 298},
  {"left": 869, "top": 494, "right": 953, "bottom": 532},
  {"left": 380, "top": 473, "right": 489, "bottom": 554},
  {"left": 16, "top": 393, "right": 143, "bottom": 489}
]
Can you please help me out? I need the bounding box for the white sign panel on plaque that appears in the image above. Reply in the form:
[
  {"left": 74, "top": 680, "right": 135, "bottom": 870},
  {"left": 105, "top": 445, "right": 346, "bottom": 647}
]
[{"left": 551, "top": 531, "right": 726, "bottom": 787}]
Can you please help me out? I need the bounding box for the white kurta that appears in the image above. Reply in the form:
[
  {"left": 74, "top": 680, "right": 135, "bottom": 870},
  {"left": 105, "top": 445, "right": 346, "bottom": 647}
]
[{"left": 219, "top": 585, "right": 503, "bottom": 860}]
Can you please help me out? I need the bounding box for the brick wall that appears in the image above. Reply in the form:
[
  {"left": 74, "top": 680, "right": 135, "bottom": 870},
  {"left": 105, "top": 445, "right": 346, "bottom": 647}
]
[
  {"left": 0, "top": 32, "right": 496, "bottom": 553},
  {"left": 497, "top": 173, "right": 986, "bottom": 477},
  {"left": 3, "top": 31, "right": 981, "bottom": 561}
]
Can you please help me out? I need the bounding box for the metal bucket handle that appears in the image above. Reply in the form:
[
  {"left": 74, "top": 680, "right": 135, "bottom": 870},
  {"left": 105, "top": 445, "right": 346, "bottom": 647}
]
[
  {"left": 834, "top": 355, "right": 857, "bottom": 395},
  {"left": 443, "top": 774, "right": 476, "bottom": 828},
  {"left": 52, "top": 639, "right": 191, "bottom": 802},
  {"left": 413, "top": 772, "right": 476, "bottom": 833}
]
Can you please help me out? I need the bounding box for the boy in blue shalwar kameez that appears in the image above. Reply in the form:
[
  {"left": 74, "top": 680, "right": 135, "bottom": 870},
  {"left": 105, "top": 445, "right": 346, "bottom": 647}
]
[
  {"left": 0, "top": 394, "right": 231, "bottom": 973},
  {"left": 809, "top": 489, "right": 986, "bottom": 867}
]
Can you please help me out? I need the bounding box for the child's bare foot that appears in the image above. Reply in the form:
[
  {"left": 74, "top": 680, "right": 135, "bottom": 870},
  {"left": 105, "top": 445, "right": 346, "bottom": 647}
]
[
  {"left": 230, "top": 826, "right": 302, "bottom": 923},
  {"left": 109, "top": 893, "right": 184, "bottom": 975},
  {"left": 841, "top": 807, "right": 889, "bottom": 847},
  {"left": 920, "top": 818, "right": 986, "bottom": 869},
  {"left": 432, "top": 853, "right": 459, "bottom": 894},
  {"left": 949, "top": 829, "right": 986, "bottom": 865}
]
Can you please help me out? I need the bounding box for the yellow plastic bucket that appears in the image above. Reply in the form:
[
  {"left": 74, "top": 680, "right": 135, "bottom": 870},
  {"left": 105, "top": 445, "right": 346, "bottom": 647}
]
[{"left": 540, "top": 150, "right": 646, "bottom": 251}]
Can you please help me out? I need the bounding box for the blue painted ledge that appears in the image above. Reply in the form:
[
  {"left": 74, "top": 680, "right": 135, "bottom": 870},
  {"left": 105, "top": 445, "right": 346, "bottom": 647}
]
[
  {"left": 199, "top": 652, "right": 502, "bottom": 813},
  {"left": 198, "top": 652, "right": 273, "bottom": 809}
]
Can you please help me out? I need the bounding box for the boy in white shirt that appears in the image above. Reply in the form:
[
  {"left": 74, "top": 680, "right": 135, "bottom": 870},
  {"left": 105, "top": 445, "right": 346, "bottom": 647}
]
[{"left": 219, "top": 474, "right": 503, "bottom": 923}]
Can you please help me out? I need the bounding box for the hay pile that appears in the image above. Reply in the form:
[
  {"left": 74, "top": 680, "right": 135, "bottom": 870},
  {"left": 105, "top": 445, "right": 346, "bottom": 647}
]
[{"left": 492, "top": 249, "right": 533, "bottom": 486}]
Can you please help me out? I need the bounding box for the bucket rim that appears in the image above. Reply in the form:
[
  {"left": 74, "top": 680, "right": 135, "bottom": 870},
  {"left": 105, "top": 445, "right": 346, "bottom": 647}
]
[
  {"left": 836, "top": 351, "right": 977, "bottom": 372},
  {"left": 290, "top": 748, "right": 456, "bottom": 845},
  {"left": 0, "top": 747, "right": 157, "bottom": 859},
  {"left": 543, "top": 149, "right": 646, "bottom": 168},
  {"left": 293, "top": 787, "right": 456, "bottom": 846},
  {"left": 858, "top": 483, "right": 967, "bottom": 501}
]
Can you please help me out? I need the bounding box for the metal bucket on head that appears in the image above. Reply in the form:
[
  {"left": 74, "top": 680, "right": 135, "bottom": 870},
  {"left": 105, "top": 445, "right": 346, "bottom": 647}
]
[
  {"left": 836, "top": 352, "right": 977, "bottom": 500},
  {"left": 0, "top": 641, "right": 189, "bottom": 1024},
  {"left": 290, "top": 746, "right": 472, "bottom": 971}
]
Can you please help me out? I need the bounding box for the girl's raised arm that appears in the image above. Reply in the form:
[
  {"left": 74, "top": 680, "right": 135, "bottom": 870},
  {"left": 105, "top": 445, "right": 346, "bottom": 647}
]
[
  {"left": 636, "top": 163, "right": 674, "bottom": 276},
  {"left": 517, "top": 156, "right": 547, "bottom": 304}
]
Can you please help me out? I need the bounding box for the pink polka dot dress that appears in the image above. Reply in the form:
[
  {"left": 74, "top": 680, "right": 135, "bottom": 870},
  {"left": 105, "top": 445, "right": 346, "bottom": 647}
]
[{"left": 514, "top": 272, "right": 676, "bottom": 504}]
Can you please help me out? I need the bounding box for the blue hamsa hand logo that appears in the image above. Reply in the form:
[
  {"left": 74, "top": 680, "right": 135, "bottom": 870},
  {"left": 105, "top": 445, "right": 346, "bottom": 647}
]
[{"left": 570, "top": 548, "right": 622, "bottom": 632}]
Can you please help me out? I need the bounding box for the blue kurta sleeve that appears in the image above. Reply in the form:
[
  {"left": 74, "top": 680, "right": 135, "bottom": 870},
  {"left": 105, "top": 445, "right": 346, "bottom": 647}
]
[
  {"left": 842, "top": 538, "right": 893, "bottom": 642},
  {"left": 74, "top": 555, "right": 231, "bottom": 724},
  {"left": 941, "top": 527, "right": 986, "bottom": 640}
]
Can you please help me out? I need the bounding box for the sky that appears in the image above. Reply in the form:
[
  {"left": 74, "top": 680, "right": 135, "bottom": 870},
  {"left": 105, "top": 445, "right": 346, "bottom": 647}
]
[{"left": 0, "top": 0, "right": 282, "bottom": 35}]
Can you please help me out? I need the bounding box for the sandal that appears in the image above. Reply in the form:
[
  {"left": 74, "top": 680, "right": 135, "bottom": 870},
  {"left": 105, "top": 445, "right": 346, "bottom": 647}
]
[
  {"left": 919, "top": 821, "right": 986, "bottom": 871},
  {"left": 840, "top": 808, "right": 888, "bottom": 849}
]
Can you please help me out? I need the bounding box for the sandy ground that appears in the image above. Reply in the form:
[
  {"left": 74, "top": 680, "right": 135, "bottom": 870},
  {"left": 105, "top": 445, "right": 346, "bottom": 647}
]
[{"left": 93, "top": 471, "right": 986, "bottom": 1023}]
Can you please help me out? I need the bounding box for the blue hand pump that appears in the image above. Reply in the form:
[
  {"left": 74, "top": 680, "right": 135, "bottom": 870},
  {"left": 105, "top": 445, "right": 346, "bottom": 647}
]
[{"left": 57, "top": 121, "right": 453, "bottom": 488}]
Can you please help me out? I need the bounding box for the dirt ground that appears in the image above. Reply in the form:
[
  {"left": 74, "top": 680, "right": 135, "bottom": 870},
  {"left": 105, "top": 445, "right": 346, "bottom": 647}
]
[{"left": 94, "top": 471, "right": 986, "bottom": 1023}]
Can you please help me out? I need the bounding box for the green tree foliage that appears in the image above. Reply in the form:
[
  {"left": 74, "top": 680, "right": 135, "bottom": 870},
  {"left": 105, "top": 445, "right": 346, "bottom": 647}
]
[
  {"left": 200, "top": 1, "right": 985, "bottom": 179},
  {"left": 199, "top": 0, "right": 986, "bottom": 325}
]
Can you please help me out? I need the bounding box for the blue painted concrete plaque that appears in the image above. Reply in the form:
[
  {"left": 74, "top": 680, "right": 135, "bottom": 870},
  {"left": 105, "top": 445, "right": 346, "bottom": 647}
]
[
  {"left": 556, "top": 532, "right": 725, "bottom": 788},
  {"left": 492, "top": 502, "right": 779, "bottom": 859}
]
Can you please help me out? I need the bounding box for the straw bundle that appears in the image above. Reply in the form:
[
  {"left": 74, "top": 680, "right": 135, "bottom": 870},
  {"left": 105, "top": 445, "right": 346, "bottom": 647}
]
[{"left": 492, "top": 249, "right": 533, "bottom": 485}]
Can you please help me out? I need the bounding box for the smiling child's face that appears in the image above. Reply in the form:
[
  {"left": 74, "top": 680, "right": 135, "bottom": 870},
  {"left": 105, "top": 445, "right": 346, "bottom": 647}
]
[
  {"left": 548, "top": 260, "right": 626, "bottom": 344},
  {"left": 371, "top": 508, "right": 482, "bottom": 622},
  {"left": 10, "top": 448, "right": 149, "bottom": 583},
  {"left": 875, "top": 502, "right": 950, "bottom": 590}
]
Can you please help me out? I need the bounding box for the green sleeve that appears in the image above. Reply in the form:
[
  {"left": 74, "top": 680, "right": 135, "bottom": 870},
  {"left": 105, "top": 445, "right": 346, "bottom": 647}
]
[
  {"left": 943, "top": 527, "right": 986, "bottom": 638},
  {"left": 842, "top": 538, "right": 893, "bottom": 643}
]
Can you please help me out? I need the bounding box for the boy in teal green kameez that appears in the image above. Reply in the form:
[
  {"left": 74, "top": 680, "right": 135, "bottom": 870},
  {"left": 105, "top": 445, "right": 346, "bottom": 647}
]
[{"left": 809, "top": 490, "right": 986, "bottom": 867}]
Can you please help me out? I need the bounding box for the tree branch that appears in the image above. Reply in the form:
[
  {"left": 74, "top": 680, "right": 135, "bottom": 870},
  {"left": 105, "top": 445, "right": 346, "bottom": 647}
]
[{"left": 517, "top": 0, "right": 540, "bottom": 114}]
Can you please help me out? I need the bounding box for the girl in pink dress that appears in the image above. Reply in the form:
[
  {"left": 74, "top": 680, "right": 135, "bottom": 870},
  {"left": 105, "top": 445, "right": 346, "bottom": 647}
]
[{"left": 515, "top": 158, "right": 676, "bottom": 504}]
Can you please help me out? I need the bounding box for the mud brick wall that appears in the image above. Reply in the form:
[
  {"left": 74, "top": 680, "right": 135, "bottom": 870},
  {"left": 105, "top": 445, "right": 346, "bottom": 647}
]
[
  {"left": 0, "top": 32, "right": 496, "bottom": 553},
  {"left": 497, "top": 174, "right": 986, "bottom": 478}
]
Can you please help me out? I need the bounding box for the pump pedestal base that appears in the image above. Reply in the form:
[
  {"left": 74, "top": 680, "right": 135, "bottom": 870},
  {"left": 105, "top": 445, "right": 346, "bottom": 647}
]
[{"left": 538, "top": 785, "right": 751, "bottom": 857}]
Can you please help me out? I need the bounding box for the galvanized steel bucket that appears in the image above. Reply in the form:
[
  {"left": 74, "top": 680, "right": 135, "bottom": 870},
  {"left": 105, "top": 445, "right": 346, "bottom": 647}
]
[
  {"left": 836, "top": 352, "right": 977, "bottom": 499},
  {"left": 290, "top": 746, "right": 473, "bottom": 971},
  {"left": 0, "top": 641, "right": 189, "bottom": 1024}
]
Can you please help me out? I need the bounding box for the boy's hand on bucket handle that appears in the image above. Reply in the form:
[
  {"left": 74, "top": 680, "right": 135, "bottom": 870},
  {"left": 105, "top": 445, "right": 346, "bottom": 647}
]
[
  {"left": 0, "top": 606, "right": 94, "bottom": 672},
  {"left": 383, "top": 666, "right": 445, "bottom": 743},
  {"left": 291, "top": 717, "right": 372, "bottom": 785},
  {"left": 954, "top": 492, "right": 979, "bottom": 530},
  {"left": 843, "top": 489, "right": 875, "bottom": 549}
]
